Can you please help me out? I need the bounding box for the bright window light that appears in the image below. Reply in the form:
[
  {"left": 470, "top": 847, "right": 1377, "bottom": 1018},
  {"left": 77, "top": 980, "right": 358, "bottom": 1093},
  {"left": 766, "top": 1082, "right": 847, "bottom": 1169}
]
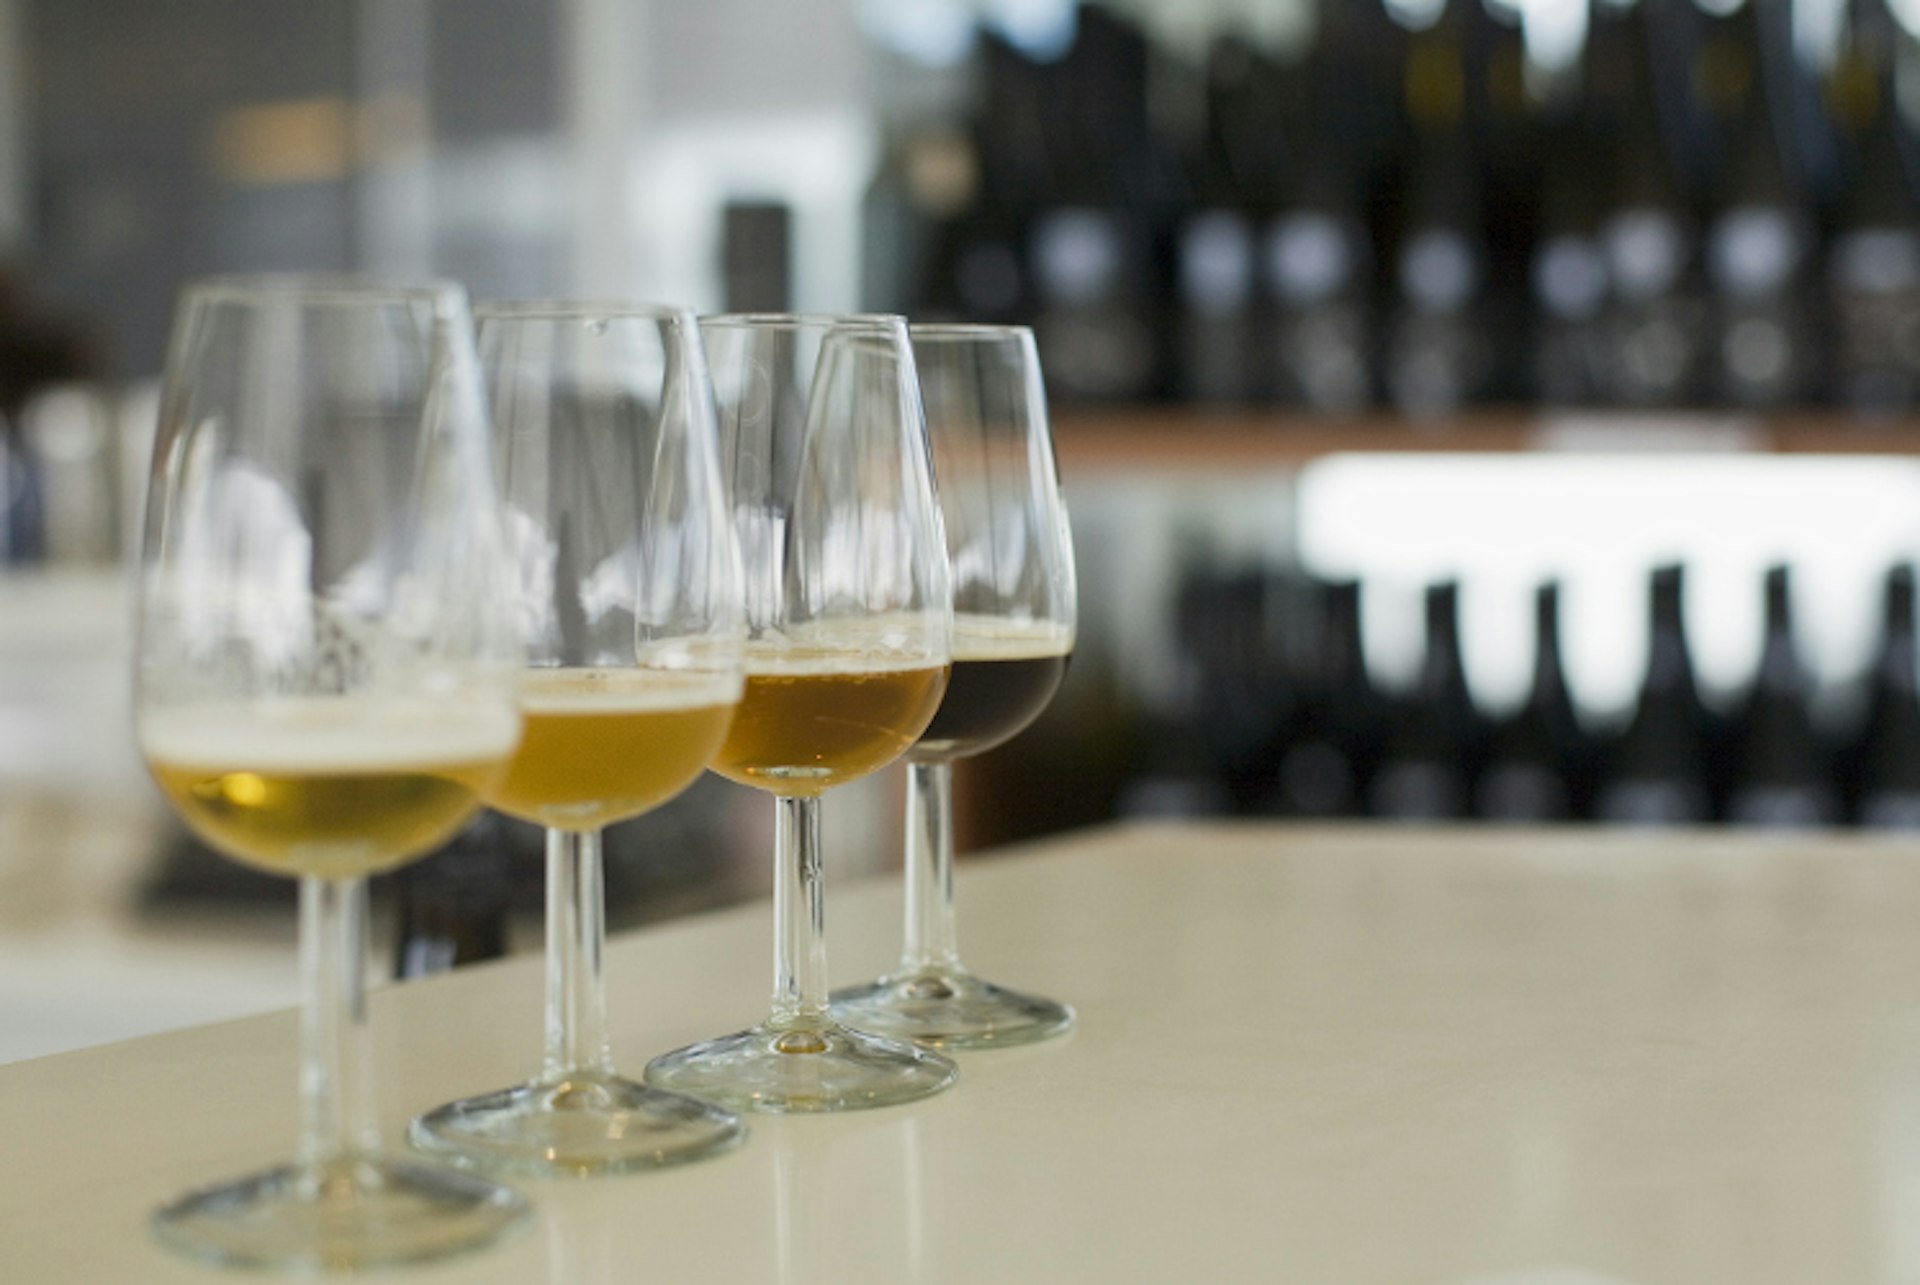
[
  {"left": 1297, "top": 453, "right": 1920, "bottom": 719},
  {"left": 1517, "top": 0, "right": 1588, "bottom": 77}
]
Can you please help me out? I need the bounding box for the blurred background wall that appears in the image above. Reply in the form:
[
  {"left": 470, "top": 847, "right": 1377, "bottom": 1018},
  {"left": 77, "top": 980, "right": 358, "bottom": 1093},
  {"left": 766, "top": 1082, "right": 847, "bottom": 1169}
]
[{"left": 7, "top": 0, "right": 1920, "bottom": 1060}]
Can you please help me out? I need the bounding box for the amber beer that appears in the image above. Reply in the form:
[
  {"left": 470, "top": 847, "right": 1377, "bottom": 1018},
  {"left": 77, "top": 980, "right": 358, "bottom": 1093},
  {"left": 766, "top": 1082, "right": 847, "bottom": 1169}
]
[
  {"left": 142, "top": 700, "right": 519, "bottom": 880},
  {"left": 712, "top": 651, "right": 948, "bottom": 795},
  {"left": 487, "top": 668, "right": 741, "bottom": 830},
  {"left": 912, "top": 617, "right": 1071, "bottom": 761}
]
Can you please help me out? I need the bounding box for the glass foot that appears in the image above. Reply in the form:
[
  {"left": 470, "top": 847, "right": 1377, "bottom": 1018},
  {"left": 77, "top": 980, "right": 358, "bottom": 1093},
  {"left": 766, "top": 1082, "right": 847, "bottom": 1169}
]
[
  {"left": 831, "top": 967, "right": 1075, "bottom": 1050},
  {"left": 409, "top": 1071, "right": 745, "bottom": 1177},
  {"left": 151, "top": 1152, "right": 528, "bottom": 1271},
  {"left": 643, "top": 1018, "right": 958, "bottom": 1113}
]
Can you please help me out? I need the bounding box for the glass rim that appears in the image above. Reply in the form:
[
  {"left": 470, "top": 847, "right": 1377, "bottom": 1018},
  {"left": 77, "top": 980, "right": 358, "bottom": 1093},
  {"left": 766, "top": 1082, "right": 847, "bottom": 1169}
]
[
  {"left": 908, "top": 322, "right": 1034, "bottom": 343},
  {"left": 700, "top": 312, "right": 904, "bottom": 333},
  {"left": 178, "top": 273, "right": 467, "bottom": 308},
  {"left": 475, "top": 299, "right": 696, "bottom": 323}
]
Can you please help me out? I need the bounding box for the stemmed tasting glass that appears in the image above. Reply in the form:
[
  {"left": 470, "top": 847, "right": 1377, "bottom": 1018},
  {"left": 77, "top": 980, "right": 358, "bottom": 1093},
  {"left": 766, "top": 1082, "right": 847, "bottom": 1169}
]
[
  {"left": 831, "top": 324, "right": 1076, "bottom": 1048},
  {"left": 644, "top": 314, "right": 958, "bottom": 1111},
  {"left": 411, "top": 303, "right": 747, "bottom": 1174},
  {"left": 135, "top": 276, "right": 527, "bottom": 1268}
]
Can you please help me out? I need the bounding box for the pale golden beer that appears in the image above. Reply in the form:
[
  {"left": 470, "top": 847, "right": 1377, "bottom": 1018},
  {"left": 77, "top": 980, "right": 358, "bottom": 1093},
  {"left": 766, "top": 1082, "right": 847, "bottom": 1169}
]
[
  {"left": 711, "top": 654, "right": 948, "bottom": 796},
  {"left": 487, "top": 668, "right": 741, "bottom": 830},
  {"left": 142, "top": 700, "right": 519, "bottom": 880}
]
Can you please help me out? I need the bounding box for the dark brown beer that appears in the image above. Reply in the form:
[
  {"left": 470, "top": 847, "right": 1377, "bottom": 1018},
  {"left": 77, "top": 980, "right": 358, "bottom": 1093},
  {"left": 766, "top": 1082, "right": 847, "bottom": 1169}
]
[
  {"left": 914, "top": 654, "right": 1067, "bottom": 760},
  {"left": 912, "top": 618, "right": 1071, "bottom": 761}
]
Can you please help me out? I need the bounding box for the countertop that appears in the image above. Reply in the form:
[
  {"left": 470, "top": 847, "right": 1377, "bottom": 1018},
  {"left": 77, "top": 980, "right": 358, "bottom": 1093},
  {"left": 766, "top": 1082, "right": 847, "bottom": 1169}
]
[{"left": 6, "top": 821, "right": 1920, "bottom": 1283}]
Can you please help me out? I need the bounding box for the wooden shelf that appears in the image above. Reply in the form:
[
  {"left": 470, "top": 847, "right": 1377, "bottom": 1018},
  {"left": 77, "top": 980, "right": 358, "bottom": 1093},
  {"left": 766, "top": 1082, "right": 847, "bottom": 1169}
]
[{"left": 1051, "top": 407, "right": 1920, "bottom": 473}]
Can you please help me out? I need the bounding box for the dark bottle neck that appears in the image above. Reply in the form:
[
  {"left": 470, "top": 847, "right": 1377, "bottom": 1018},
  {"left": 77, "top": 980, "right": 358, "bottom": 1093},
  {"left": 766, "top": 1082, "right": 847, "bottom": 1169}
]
[
  {"left": 1589, "top": 0, "right": 1688, "bottom": 206},
  {"left": 1420, "top": 583, "right": 1473, "bottom": 707},
  {"left": 1529, "top": 584, "right": 1573, "bottom": 707},
  {"left": 1753, "top": 567, "right": 1806, "bottom": 691},
  {"left": 1643, "top": 569, "right": 1699, "bottom": 699},
  {"left": 1832, "top": 63, "right": 1914, "bottom": 228},
  {"left": 1320, "top": 581, "right": 1370, "bottom": 695},
  {"left": 1875, "top": 567, "right": 1918, "bottom": 693}
]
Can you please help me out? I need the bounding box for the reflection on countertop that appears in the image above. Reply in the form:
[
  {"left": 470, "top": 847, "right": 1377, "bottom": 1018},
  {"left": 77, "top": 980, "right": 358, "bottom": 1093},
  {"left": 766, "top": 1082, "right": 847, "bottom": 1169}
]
[
  {"left": 0, "top": 567, "right": 301, "bottom": 1063},
  {"left": 0, "top": 779, "right": 300, "bottom": 1064},
  {"left": 0, "top": 567, "right": 905, "bottom": 1064}
]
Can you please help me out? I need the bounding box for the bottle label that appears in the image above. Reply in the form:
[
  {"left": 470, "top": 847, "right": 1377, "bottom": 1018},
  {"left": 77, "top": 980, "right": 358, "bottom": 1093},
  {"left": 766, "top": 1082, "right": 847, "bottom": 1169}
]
[
  {"left": 1398, "top": 228, "right": 1480, "bottom": 314},
  {"left": 1265, "top": 212, "right": 1362, "bottom": 307},
  {"left": 1604, "top": 208, "right": 1688, "bottom": 302},
  {"left": 1830, "top": 228, "right": 1920, "bottom": 296},
  {"left": 1369, "top": 760, "right": 1465, "bottom": 820},
  {"left": 1595, "top": 779, "right": 1710, "bottom": 825},
  {"left": 1180, "top": 211, "right": 1255, "bottom": 316},
  {"left": 1708, "top": 205, "right": 1805, "bottom": 299},
  {"left": 1477, "top": 763, "right": 1571, "bottom": 821},
  {"left": 1033, "top": 209, "right": 1121, "bottom": 306},
  {"left": 1533, "top": 234, "right": 1607, "bottom": 321}
]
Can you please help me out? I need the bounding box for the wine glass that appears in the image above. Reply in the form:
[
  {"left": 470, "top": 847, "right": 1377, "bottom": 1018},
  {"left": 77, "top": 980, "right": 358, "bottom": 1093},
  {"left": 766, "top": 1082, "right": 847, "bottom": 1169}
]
[
  {"left": 410, "top": 302, "right": 747, "bottom": 1174},
  {"left": 136, "top": 276, "right": 527, "bottom": 1268},
  {"left": 643, "top": 314, "right": 959, "bottom": 1112},
  {"left": 831, "top": 324, "right": 1077, "bottom": 1048}
]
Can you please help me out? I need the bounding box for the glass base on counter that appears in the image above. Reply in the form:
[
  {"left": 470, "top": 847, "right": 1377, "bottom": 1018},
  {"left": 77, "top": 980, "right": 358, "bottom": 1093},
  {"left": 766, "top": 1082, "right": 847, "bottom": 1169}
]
[
  {"left": 408, "top": 1071, "right": 745, "bottom": 1177},
  {"left": 151, "top": 1152, "right": 529, "bottom": 1270},
  {"left": 643, "top": 1017, "right": 958, "bottom": 1114},
  {"left": 830, "top": 967, "right": 1075, "bottom": 1050}
]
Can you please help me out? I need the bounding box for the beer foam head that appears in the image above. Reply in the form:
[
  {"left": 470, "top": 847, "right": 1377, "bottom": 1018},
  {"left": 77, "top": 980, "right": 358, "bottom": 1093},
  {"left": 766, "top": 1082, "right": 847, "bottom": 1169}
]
[
  {"left": 951, "top": 614, "right": 1074, "bottom": 661},
  {"left": 742, "top": 645, "right": 946, "bottom": 676},
  {"left": 518, "top": 667, "right": 744, "bottom": 713},
  {"left": 141, "top": 698, "right": 521, "bottom": 771},
  {"left": 747, "top": 612, "right": 950, "bottom": 674}
]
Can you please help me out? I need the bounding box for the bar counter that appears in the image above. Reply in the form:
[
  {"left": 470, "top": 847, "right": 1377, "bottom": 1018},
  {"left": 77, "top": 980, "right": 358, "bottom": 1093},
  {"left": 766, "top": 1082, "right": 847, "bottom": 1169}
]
[{"left": 7, "top": 821, "right": 1920, "bottom": 1282}]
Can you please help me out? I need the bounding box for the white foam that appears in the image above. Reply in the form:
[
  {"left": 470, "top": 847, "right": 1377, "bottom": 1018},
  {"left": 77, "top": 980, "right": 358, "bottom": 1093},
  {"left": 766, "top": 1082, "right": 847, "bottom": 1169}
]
[
  {"left": 140, "top": 698, "right": 521, "bottom": 771},
  {"left": 742, "top": 647, "right": 947, "bottom": 677},
  {"left": 951, "top": 614, "right": 1074, "bottom": 661},
  {"left": 744, "top": 614, "right": 949, "bottom": 675},
  {"left": 519, "top": 668, "right": 743, "bottom": 713}
]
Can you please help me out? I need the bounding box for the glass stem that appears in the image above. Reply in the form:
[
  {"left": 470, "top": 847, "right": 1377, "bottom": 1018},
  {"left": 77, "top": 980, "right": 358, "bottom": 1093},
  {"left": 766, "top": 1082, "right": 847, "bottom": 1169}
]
[
  {"left": 543, "top": 827, "right": 614, "bottom": 1082},
  {"left": 900, "top": 759, "right": 961, "bottom": 974},
  {"left": 296, "top": 875, "right": 379, "bottom": 1175},
  {"left": 770, "top": 795, "right": 829, "bottom": 1028}
]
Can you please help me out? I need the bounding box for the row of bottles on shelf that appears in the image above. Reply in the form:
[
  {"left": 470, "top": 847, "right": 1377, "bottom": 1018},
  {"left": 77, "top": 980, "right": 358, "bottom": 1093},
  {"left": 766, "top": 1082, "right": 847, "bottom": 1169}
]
[
  {"left": 1126, "top": 560, "right": 1920, "bottom": 827},
  {"left": 867, "top": 0, "right": 1920, "bottom": 417}
]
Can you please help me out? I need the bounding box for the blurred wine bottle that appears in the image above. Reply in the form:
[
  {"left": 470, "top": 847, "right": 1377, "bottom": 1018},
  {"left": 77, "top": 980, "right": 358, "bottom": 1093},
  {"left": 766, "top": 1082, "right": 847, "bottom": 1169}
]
[
  {"left": 1696, "top": 0, "right": 1821, "bottom": 409},
  {"left": 1384, "top": 1, "right": 1495, "bottom": 418},
  {"left": 1477, "top": 580, "right": 1589, "bottom": 821},
  {"left": 1588, "top": 0, "right": 1708, "bottom": 408},
  {"left": 1824, "top": 2, "right": 1920, "bottom": 417},
  {"left": 1175, "top": 37, "right": 1269, "bottom": 404},
  {"left": 1268, "top": 578, "right": 1383, "bottom": 817},
  {"left": 393, "top": 814, "right": 513, "bottom": 980},
  {"left": 1118, "top": 710, "right": 1237, "bottom": 818},
  {"left": 721, "top": 202, "right": 791, "bottom": 313},
  {"left": 1464, "top": 0, "right": 1537, "bottom": 404},
  {"left": 1725, "top": 565, "right": 1838, "bottom": 826},
  {"left": 1369, "top": 579, "right": 1488, "bottom": 819},
  {"left": 1262, "top": 1, "right": 1388, "bottom": 412},
  {"left": 1185, "top": 563, "right": 1293, "bottom": 809},
  {"left": 1529, "top": 9, "right": 1609, "bottom": 409},
  {"left": 862, "top": 26, "right": 1036, "bottom": 325},
  {"left": 1118, "top": 547, "right": 1242, "bottom": 819},
  {"left": 1029, "top": 7, "right": 1168, "bottom": 404},
  {"left": 1595, "top": 564, "right": 1715, "bottom": 825},
  {"left": 1849, "top": 563, "right": 1920, "bottom": 827},
  {"left": 1530, "top": 130, "right": 1609, "bottom": 406}
]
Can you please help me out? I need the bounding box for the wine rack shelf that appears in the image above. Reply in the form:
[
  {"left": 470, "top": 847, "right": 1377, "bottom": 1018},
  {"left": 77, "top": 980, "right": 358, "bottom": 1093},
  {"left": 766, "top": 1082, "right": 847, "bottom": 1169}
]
[{"left": 1052, "top": 409, "right": 1920, "bottom": 472}]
